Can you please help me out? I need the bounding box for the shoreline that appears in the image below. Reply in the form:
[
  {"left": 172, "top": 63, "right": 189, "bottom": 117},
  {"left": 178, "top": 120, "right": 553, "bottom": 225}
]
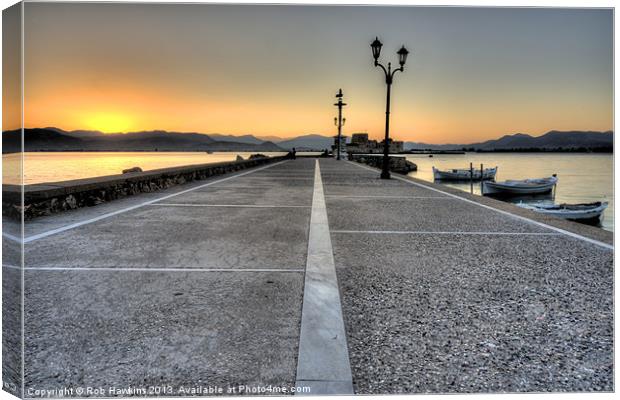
[{"left": 3, "top": 149, "right": 614, "bottom": 155}]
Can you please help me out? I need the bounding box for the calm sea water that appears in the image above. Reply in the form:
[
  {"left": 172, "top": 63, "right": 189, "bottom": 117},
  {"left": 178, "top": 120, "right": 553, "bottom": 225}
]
[
  {"left": 2, "top": 152, "right": 287, "bottom": 185},
  {"left": 404, "top": 153, "right": 613, "bottom": 232},
  {"left": 2, "top": 152, "right": 613, "bottom": 232}
]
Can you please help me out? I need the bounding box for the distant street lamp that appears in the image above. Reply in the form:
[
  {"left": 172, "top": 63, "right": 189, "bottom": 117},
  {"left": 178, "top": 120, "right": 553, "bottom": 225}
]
[
  {"left": 334, "top": 89, "right": 347, "bottom": 160},
  {"left": 370, "top": 37, "right": 409, "bottom": 179}
]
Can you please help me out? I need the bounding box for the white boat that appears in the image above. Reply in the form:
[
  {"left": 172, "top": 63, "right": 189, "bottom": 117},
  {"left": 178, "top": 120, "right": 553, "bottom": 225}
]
[
  {"left": 517, "top": 201, "right": 608, "bottom": 221},
  {"left": 433, "top": 166, "right": 497, "bottom": 181},
  {"left": 482, "top": 175, "right": 558, "bottom": 196}
]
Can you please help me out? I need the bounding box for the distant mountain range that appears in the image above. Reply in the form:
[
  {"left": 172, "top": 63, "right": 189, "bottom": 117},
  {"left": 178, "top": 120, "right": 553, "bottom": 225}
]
[
  {"left": 2, "top": 127, "right": 284, "bottom": 153},
  {"left": 276, "top": 134, "right": 335, "bottom": 151},
  {"left": 207, "top": 134, "right": 265, "bottom": 145},
  {"left": 404, "top": 130, "right": 613, "bottom": 151},
  {"left": 1, "top": 128, "right": 613, "bottom": 153}
]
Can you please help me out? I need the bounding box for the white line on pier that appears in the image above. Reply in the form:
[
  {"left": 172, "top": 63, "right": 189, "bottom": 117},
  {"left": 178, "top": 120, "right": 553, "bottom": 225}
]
[
  {"left": 331, "top": 230, "right": 562, "bottom": 236},
  {"left": 349, "top": 161, "right": 614, "bottom": 251},
  {"left": 295, "top": 159, "right": 353, "bottom": 395},
  {"left": 237, "top": 174, "right": 313, "bottom": 177},
  {"left": 325, "top": 195, "right": 452, "bottom": 199},
  {"left": 147, "top": 203, "right": 310, "bottom": 208},
  {"left": 12, "top": 160, "right": 288, "bottom": 245},
  {"left": 231, "top": 176, "right": 314, "bottom": 180},
  {"left": 188, "top": 184, "right": 312, "bottom": 190},
  {"left": 21, "top": 266, "right": 304, "bottom": 273},
  {"left": 2, "top": 232, "right": 22, "bottom": 243}
]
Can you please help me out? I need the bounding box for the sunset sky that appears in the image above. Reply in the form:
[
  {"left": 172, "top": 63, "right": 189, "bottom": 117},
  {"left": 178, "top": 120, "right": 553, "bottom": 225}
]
[{"left": 9, "top": 3, "right": 614, "bottom": 143}]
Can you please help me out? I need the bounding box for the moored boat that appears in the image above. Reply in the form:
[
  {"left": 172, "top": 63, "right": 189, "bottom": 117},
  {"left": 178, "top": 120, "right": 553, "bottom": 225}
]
[
  {"left": 517, "top": 201, "right": 608, "bottom": 222},
  {"left": 482, "top": 175, "right": 557, "bottom": 196},
  {"left": 433, "top": 166, "right": 497, "bottom": 181}
]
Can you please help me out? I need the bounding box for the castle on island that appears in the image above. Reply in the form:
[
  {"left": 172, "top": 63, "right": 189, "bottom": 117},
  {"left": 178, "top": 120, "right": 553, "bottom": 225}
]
[{"left": 332, "top": 132, "right": 404, "bottom": 155}]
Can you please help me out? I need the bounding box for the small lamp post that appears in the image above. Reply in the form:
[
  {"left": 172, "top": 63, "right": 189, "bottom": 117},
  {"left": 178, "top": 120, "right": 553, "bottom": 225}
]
[
  {"left": 370, "top": 37, "right": 410, "bottom": 179},
  {"left": 334, "top": 89, "right": 347, "bottom": 160}
]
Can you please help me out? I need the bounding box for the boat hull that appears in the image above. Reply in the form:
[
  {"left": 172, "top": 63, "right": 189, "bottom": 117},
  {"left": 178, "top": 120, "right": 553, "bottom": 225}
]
[
  {"left": 482, "top": 177, "right": 557, "bottom": 196},
  {"left": 433, "top": 167, "right": 497, "bottom": 181},
  {"left": 518, "top": 202, "right": 608, "bottom": 221}
]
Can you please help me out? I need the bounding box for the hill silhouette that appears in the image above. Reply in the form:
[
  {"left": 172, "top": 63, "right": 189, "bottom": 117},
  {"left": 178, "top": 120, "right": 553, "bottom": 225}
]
[
  {"left": 405, "top": 130, "right": 613, "bottom": 151},
  {"left": 2, "top": 128, "right": 613, "bottom": 153},
  {"left": 2, "top": 128, "right": 284, "bottom": 153},
  {"left": 276, "top": 134, "right": 334, "bottom": 150}
]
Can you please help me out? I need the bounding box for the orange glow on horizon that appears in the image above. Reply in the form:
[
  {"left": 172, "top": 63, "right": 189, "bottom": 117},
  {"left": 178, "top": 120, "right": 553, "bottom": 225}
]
[
  {"left": 22, "top": 80, "right": 612, "bottom": 142},
  {"left": 83, "top": 112, "right": 135, "bottom": 133},
  {"left": 21, "top": 69, "right": 612, "bottom": 143},
  {"left": 19, "top": 4, "right": 612, "bottom": 143}
]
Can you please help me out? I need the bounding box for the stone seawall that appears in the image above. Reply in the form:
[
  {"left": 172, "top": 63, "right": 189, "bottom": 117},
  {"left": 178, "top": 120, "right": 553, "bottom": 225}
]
[
  {"left": 349, "top": 154, "right": 417, "bottom": 174},
  {"left": 3, "top": 156, "right": 287, "bottom": 220}
]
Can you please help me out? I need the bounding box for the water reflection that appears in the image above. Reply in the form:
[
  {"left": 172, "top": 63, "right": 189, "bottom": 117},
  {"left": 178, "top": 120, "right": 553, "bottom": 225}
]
[{"left": 2, "top": 152, "right": 287, "bottom": 185}]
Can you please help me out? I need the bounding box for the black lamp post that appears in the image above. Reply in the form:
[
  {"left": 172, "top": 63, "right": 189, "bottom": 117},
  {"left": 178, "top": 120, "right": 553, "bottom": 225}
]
[
  {"left": 370, "top": 37, "right": 409, "bottom": 179},
  {"left": 334, "top": 89, "right": 347, "bottom": 160}
]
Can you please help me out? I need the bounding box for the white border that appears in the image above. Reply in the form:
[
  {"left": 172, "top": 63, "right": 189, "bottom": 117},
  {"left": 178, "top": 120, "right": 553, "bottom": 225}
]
[{"left": 0, "top": 2, "right": 616, "bottom": 400}]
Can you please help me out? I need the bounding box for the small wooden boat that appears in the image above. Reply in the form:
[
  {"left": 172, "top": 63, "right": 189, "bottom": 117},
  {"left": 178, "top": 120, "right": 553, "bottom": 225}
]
[
  {"left": 482, "top": 175, "right": 557, "bottom": 196},
  {"left": 433, "top": 166, "right": 497, "bottom": 181},
  {"left": 517, "top": 201, "right": 608, "bottom": 221}
]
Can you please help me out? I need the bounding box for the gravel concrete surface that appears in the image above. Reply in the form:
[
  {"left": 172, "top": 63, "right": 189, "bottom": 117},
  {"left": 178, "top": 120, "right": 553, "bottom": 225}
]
[
  {"left": 8, "top": 157, "right": 614, "bottom": 396},
  {"left": 326, "top": 197, "right": 550, "bottom": 233},
  {"left": 20, "top": 159, "right": 315, "bottom": 396},
  {"left": 24, "top": 270, "right": 303, "bottom": 393},
  {"left": 26, "top": 205, "right": 311, "bottom": 269},
  {"left": 320, "top": 158, "right": 613, "bottom": 394},
  {"left": 3, "top": 267, "right": 22, "bottom": 396}
]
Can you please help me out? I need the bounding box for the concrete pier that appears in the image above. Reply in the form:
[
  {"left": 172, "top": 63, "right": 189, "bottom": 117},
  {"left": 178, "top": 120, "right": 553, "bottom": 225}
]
[{"left": 3, "top": 158, "right": 612, "bottom": 396}]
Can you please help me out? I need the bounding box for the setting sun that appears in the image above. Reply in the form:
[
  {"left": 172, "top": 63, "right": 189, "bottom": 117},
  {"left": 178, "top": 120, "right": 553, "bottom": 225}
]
[{"left": 84, "top": 112, "right": 134, "bottom": 133}]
